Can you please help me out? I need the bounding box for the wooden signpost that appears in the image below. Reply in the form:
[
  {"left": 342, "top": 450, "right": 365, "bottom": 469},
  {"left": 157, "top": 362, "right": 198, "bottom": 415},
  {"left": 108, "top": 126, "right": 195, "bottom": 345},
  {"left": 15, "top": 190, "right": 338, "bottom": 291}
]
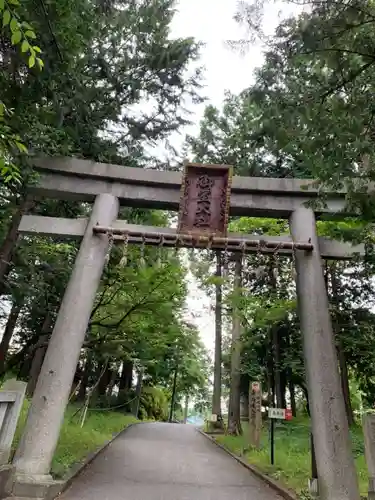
[
  {"left": 363, "top": 414, "right": 375, "bottom": 499},
  {"left": 268, "top": 407, "right": 293, "bottom": 465},
  {"left": 249, "top": 381, "right": 262, "bottom": 449}
]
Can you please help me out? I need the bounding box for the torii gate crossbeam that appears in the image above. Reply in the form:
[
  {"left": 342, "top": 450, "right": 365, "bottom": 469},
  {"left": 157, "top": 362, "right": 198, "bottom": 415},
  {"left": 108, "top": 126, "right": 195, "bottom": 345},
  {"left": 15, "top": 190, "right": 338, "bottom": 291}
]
[{"left": 4, "top": 157, "right": 360, "bottom": 500}]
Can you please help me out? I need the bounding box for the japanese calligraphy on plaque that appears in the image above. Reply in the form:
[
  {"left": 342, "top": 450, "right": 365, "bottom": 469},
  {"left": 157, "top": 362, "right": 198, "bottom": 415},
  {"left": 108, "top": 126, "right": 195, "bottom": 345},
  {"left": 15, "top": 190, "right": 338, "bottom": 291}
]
[
  {"left": 249, "top": 381, "right": 262, "bottom": 449},
  {"left": 177, "top": 163, "right": 233, "bottom": 237}
]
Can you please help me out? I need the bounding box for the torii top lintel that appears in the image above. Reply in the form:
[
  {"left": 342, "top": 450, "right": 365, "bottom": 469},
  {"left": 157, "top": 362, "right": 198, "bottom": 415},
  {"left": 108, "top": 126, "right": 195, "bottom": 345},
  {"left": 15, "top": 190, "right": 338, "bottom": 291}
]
[{"left": 30, "top": 156, "right": 348, "bottom": 219}]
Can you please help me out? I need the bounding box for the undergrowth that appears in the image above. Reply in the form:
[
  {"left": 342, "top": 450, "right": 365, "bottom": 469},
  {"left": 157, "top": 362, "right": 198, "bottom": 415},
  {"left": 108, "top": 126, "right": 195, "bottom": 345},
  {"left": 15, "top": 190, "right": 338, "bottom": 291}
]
[
  {"left": 13, "top": 400, "right": 138, "bottom": 478},
  {"left": 215, "top": 417, "right": 368, "bottom": 498}
]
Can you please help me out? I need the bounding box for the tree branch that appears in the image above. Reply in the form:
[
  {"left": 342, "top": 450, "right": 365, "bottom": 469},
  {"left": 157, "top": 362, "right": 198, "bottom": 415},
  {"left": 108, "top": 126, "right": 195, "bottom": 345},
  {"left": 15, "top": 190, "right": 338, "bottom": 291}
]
[
  {"left": 321, "top": 60, "right": 374, "bottom": 100},
  {"left": 90, "top": 280, "right": 117, "bottom": 320},
  {"left": 90, "top": 278, "right": 168, "bottom": 330}
]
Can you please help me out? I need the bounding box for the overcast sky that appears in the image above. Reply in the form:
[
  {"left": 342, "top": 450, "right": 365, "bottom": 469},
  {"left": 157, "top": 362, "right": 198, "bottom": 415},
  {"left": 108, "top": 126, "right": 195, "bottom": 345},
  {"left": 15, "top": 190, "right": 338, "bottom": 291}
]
[{"left": 170, "top": 0, "right": 300, "bottom": 355}]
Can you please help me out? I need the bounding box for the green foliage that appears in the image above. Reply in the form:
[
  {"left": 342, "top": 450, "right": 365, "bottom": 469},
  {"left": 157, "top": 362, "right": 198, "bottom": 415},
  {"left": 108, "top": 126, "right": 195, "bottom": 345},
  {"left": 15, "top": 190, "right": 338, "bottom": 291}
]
[
  {"left": 0, "top": 0, "right": 203, "bottom": 161},
  {"left": 194, "top": 386, "right": 212, "bottom": 414},
  {"left": 0, "top": 0, "right": 209, "bottom": 455},
  {"left": 0, "top": 0, "right": 203, "bottom": 185},
  {"left": 0, "top": 0, "right": 42, "bottom": 68},
  {"left": 13, "top": 400, "right": 138, "bottom": 478},
  {"left": 52, "top": 409, "right": 137, "bottom": 478},
  {"left": 215, "top": 418, "right": 368, "bottom": 497},
  {"left": 187, "top": 0, "right": 375, "bottom": 415},
  {"left": 0, "top": 101, "right": 27, "bottom": 185},
  {"left": 233, "top": 0, "right": 375, "bottom": 219},
  {"left": 5, "top": 0, "right": 375, "bottom": 489},
  {"left": 230, "top": 217, "right": 289, "bottom": 237},
  {"left": 139, "top": 386, "right": 169, "bottom": 421},
  {"left": 0, "top": 0, "right": 43, "bottom": 184}
]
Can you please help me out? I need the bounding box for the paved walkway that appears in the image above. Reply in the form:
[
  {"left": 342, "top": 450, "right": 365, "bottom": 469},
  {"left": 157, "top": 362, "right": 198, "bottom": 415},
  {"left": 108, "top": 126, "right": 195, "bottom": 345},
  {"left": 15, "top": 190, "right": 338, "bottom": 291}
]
[{"left": 61, "top": 423, "right": 282, "bottom": 500}]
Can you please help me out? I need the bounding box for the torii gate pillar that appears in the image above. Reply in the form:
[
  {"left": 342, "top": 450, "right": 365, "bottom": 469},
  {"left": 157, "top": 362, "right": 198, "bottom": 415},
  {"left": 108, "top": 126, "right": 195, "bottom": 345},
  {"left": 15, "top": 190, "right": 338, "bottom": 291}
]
[
  {"left": 13, "top": 193, "right": 119, "bottom": 478},
  {"left": 289, "top": 206, "right": 359, "bottom": 500}
]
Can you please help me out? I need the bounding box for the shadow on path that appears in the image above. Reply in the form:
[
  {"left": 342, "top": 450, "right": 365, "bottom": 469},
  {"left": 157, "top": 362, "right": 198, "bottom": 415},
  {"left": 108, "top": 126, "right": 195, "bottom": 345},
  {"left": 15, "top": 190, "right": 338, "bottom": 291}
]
[{"left": 61, "top": 422, "right": 282, "bottom": 500}]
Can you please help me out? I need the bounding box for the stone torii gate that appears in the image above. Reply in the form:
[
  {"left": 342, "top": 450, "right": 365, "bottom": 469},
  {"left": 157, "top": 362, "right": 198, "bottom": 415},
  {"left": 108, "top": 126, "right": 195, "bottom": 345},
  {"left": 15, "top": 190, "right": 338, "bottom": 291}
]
[{"left": 7, "top": 158, "right": 364, "bottom": 500}]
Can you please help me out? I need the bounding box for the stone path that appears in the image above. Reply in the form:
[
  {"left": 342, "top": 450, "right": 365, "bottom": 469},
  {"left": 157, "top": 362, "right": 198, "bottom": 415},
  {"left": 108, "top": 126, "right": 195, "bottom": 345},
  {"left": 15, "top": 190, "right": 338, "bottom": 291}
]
[{"left": 61, "top": 422, "right": 282, "bottom": 500}]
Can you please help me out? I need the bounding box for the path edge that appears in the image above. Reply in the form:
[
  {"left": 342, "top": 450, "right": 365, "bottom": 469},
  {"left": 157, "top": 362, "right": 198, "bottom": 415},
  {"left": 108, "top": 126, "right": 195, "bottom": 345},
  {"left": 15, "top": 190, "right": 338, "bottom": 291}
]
[
  {"left": 198, "top": 429, "right": 298, "bottom": 500},
  {"left": 55, "top": 421, "right": 143, "bottom": 498}
]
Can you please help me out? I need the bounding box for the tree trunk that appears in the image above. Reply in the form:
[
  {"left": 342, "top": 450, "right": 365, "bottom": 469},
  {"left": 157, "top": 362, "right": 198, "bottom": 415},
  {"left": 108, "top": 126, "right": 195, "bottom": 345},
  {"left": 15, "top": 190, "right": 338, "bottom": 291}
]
[
  {"left": 0, "top": 196, "right": 34, "bottom": 293},
  {"left": 89, "top": 362, "right": 108, "bottom": 404},
  {"left": 27, "top": 335, "right": 48, "bottom": 397},
  {"left": 212, "top": 251, "right": 223, "bottom": 423},
  {"left": 0, "top": 301, "right": 22, "bottom": 373},
  {"left": 133, "top": 368, "right": 143, "bottom": 418},
  {"left": 302, "top": 385, "right": 310, "bottom": 416},
  {"left": 289, "top": 379, "right": 297, "bottom": 417},
  {"left": 107, "top": 363, "right": 119, "bottom": 398},
  {"left": 77, "top": 354, "right": 93, "bottom": 401},
  {"left": 269, "top": 262, "right": 282, "bottom": 407},
  {"left": 70, "top": 378, "right": 81, "bottom": 400},
  {"left": 119, "top": 360, "right": 133, "bottom": 393},
  {"left": 27, "top": 314, "right": 54, "bottom": 397},
  {"left": 241, "top": 391, "right": 249, "bottom": 421},
  {"left": 267, "top": 340, "right": 274, "bottom": 408},
  {"left": 97, "top": 364, "right": 112, "bottom": 397},
  {"left": 183, "top": 394, "right": 189, "bottom": 423},
  {"left": 330, "top": 264, "right": 354, "bottom": 426},
  {"left": 280, "top": 369, "right": 287, "bottom": 409},
  {"left": 311, "top": 432, "right": 318, "bottom": 481},
  {"left": 284, "top": 328, "right": 296, "bottom": 416},
  {"left": 337, "top": 340, "right": 354, "bottom": 426},
  {"left": 19, "top": 357, "right": 33, "bottom": 380},
  {"left": 227, "top": 257, "right": 243, "bottom": 436},
  {"left": 273, "top": 326, "right": 283, "bottom": 407},
  {"left": 169, "top": 361, "right": 178, "bottom": 422},
  {"left": 5, "top": 332, "right": 38, "bottom": 376}
]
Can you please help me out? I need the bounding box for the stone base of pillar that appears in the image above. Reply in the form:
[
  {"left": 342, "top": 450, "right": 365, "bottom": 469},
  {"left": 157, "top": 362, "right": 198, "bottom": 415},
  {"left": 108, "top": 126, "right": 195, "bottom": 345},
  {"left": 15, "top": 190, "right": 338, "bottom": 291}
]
[
  {"left": 308, "top": 478, "right": 319, "bottom": 497},
  {"left": 368, "top": 478, "right": 375, "bottom": 500},
  {"left": 0, "top": 464, "right": 15, "bottom": 496},
  {"left": 206, "top": 423, "right": 225, "bottom": 434},
  {"left": 1, "top": 471, "right": 63, "bottom": 500},
  {"left": 206, "top": 414, "right": 225, "bottom": 434}
]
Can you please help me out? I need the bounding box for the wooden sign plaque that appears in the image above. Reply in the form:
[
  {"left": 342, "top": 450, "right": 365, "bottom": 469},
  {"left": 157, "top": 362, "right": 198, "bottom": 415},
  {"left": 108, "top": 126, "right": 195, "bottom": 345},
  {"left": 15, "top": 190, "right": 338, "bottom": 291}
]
[{"left": 177, "top": 163, "right": 233, "bottom": 237}]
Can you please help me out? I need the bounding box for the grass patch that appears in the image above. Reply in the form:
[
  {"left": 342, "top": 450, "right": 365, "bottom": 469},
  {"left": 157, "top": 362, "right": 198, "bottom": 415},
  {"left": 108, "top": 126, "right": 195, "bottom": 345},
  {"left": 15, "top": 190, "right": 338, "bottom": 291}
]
[
  {"left": 215, "top": 417, "right": 368, "bottom": 498},
  {"left": 13, "top": 400, "right": 138, "bottom": 478}
]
